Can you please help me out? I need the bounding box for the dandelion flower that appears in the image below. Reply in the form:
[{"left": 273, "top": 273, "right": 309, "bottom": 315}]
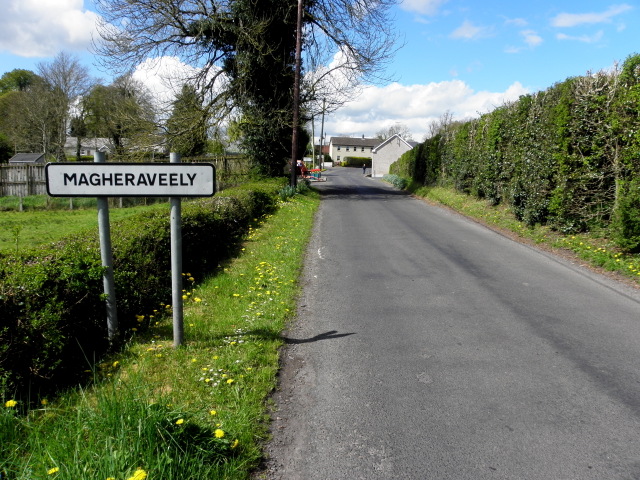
[
  {"left": 215, "top": 429, "right": 225, "bottom": 438},
  {"left": 112, "top": 361, "right": 119, "bottom": 368},
  {"left": 127, "top": 468, "right": 147, "bottom": 480},
  {"left": 41, "top": 399, "right": 48, "bottom": 406},
  {"left": 194, "top": 297, "right": 202, "bottom": 302},
  {"left": 231, "top": 439, "right": 239, "bottom": 449},
  {"left": 226, "top": 379, "right": 235, "bottom": 385},
  {"left": 47, "top": 467, "right": 59, "bottom": 475},
  {"left": 176, "top": 418, "right": 184, "bottom": 425},
  {"left": 5, "top": 400, "right": 17, "bottom": 408},
  {"left": 209, "top": 410, "right": 217, "bottom": 416}
]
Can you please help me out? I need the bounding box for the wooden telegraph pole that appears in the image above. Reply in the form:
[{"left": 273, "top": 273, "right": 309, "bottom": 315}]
[{"left": 290, "top": 0, "right": 303, "bottom": 187}]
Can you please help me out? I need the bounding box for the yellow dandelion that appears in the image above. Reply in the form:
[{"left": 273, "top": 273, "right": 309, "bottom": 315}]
[
  {"left": 5, "top": 400, "right": 17, "bottom": 408},
  {"left": 209, "top": 410, "right": 217, "bottom": 416},
  {"left": 127, "top": 468, "right": 147, "bottom": 480},
  {"left": 214, "top": 429, "right": 225, "bottom": 438},
  {"left": 112, "top": 361, "right": 119, "bottom": 368},
  {"left": 176, "top": 418, "right": 184, "bottom": 425},
  {"left": 47, "top": 467, "right": 59, "bottom": 475},
  {"left": 231, "top": 439, "right": 239, "bottom": 449},
  {"left": 194, "top": 297, "right": 202, "bottom": 302},
  {"left": 41, "top": 399, "right": 48, "bottom": 406},
  {"left": 226, "top": 378, "right": 235, "bottom": 385},
  {"left": 182, "top": 295, "right": 188, "bottom": 300}
]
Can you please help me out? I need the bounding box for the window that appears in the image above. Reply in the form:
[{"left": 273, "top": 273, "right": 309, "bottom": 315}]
[
  {"left": 337, "top": 146, "right": 341, "bottom": 150},
  {"left": 361, "top": 147, "right": 365, "bottom": 152},
  {"left": 346, "top": 147, "right": 350, "bottom": 151},
  {"left": 337, "top": 156, "right": 341, "bottom": 161}
]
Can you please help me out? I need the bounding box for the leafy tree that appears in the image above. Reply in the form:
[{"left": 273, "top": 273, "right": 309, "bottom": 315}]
[
  {"left": 83, "top": 74, "right": 156, "bottom": 159},
  {"left": 166, "top": 84, "right": 209, "bottom": 157},
  {"left": 0, "top": 76, "right": 61, "bottom": 157},
  {"left": 94, "top": 0, "right": 399, "bottom": 175},
  {"left": 0, "top": 69, "right": 38, "bottom": 94}
]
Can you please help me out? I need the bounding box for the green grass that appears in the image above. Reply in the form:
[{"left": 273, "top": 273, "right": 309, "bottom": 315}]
[
  {"left": 0, "top": 202, "right": 166, "bottom": 252},
  {"left": 1, "top": 189, "right": 320, "bottom": 480},
  {"left": 408, "top": 182, "right": 640, "bottom": 284}
]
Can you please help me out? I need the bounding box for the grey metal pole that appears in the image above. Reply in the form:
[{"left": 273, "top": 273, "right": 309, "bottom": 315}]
[
  {"left": 95, "top": 151, "right": 118, "bottom": 342},
  {"left": 170, "top": 152, "right": 184, "bottom": 347},
  {"left": 319, "top": 99, "right": 326, "bottom": 168}
]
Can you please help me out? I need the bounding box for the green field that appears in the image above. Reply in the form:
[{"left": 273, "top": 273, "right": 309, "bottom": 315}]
[{"left": 0, "top": 202, "right": 165, "bottom": 252}]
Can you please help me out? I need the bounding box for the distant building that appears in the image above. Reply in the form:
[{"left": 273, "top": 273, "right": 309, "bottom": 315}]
[
  {"left": 328, "top": 136, "right": 379, "bottom": 164},
  {"left": 64, "top": 137, "right": 111, "bottom": 158},
  {"left": 371, "top": 134, "right": 418, "bottom": 177},
  {"left": 8, "top": 153, "right": 46, "bottom": 164}
]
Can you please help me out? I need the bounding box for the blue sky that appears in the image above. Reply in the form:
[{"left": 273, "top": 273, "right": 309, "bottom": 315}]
[{"left": 0, "top": 0, "right": 637, "bottom": 141}]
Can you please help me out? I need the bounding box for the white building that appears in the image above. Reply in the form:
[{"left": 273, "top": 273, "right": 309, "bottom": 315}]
[{"left": 371, "top": 134, "right": 418, "bottom": 177}]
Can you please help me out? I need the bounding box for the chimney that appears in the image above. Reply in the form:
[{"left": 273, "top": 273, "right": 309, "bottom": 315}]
[{"left": 362, "top": 134, "right": 365, "bottom": 139}]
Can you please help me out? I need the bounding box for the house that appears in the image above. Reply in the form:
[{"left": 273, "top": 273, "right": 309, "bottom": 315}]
[
  {"left": 371, "top": 134, "right": 418, "bottom": 177},
  {"left": 8, "top": 153, "right": 46, "bottom": 164},
  {"left": 64, "top": 137, "right": 112, "bottom": 158},
  {"left": 328, "top": 136, "right": 380, "bottom": 164}
]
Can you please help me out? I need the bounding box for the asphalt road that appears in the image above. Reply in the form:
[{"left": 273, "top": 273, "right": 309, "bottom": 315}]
[{"left": 261, "top": 167, "right": 640, "bottom": 480}]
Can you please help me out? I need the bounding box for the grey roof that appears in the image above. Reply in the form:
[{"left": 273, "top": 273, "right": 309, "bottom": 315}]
[
  {"left": 8, "top": 153, "right": 46, "bottom": 164},
  {"left": 371, "top": 134, "right": 417, "bottom": 153},
  {"left": 329, "top": 136, "right": 380, "bottom": 148}
]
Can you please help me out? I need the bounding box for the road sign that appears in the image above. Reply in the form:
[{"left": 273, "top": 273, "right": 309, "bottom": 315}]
[{"left": 45, "top": 162, "right": 215, "bottom": 197}]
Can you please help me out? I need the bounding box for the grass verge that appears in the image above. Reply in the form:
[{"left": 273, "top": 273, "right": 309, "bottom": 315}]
[
  {"left": 407, "top": 182, "right": 640, "bottom": 286},
  {"left": 1, "top": 189, "right": 320, "bottom": 480}
]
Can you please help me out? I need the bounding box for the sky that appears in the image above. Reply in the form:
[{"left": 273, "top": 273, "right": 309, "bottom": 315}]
[{"left": 0, "top": 0, "right": 637, "bottom": 142}]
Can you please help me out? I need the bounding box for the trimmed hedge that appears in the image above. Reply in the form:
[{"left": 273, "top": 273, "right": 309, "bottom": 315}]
[
  {"left": 391, "top": 53, "right": 640, "bottom": 250},
  {"left": 0, "top": 178, "right": 286, "bottom": 401}
]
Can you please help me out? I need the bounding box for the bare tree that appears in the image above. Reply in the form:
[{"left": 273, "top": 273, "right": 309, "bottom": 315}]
[
  {"left": 38, "top": 52, "right": 93, "bottom": 160},
  {"left": 94, "top": 0, "right": 400, "bottom": 172},
  {"left": 375, "top": 122, "right": 413, "bottom": 141}
]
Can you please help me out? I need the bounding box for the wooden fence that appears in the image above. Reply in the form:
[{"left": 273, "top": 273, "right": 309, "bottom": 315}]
[{"left": 0, "top": 165, "right": 47, "bottom": 196}]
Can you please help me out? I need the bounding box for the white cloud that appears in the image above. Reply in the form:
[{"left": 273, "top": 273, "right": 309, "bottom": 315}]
[
  {"left": 0, "top": 0, "right": 100, "bottom": 57},
  {"left": 450, "top": 20, "right": 494, "bottom": 40},
  {"left": 522, "top": 30, "right": 543, "bottom": 48},
  {"left": 321, "top": 80, "right": 529, "bottom": 141},
  {"left": 400, "top": 0, "right": 449, "bottom": 15},
  {"left": 556, "top": 31, "right": 605, "bottom": 43},
  {"left": 133, "top": 57, "right": 199, "bottom": 105},
  {"left": 504, "top": 17, "right": 528, "bottom": 27},
  {"left": 551, "top": 4, "right": 633, "bottom": 27}
]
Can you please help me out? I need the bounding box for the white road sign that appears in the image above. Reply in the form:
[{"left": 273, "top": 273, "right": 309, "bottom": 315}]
[{"left": 46, "top": 162, "right": 216, "bottom": 197}]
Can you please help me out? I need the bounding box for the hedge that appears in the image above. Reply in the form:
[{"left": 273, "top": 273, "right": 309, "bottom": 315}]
[
  {"left": 391, "top": 53, "right": 640, "bottom": 250},
  {"left": 0, "top": 178, "right": 286, "bottom": 402}
]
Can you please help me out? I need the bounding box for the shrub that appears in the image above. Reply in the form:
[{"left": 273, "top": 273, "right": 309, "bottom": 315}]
[
  {"left": 611, "top": 179, "right": 640, "bottom": 252},
  {"left": 0, "top": 178, "right": 286, "bottom": 401},
  {"left": 382, "top": 174, "right": 408, "bottom": 189}
]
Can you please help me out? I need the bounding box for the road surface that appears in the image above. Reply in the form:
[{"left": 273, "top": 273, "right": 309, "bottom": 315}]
[{"left": 261, "top": 167, "right": 640, "bottom": 479}]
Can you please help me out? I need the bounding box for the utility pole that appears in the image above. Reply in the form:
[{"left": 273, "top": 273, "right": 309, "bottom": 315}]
[
  {"left": 290, "top": 0, "right": 303, "bottom": 187},
  {"left": 319, "top": 98, "right": 326, "bottom": 169}
]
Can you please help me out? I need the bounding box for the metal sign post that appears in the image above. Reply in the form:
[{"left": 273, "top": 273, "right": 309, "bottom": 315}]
[
  {"left": 45, "top": 158, "right": 215, "bottom": 347},
  {"left": 170, "top": 153, "right": 184, "bottom": 347},
  {"left": 94, "top": 151, "right": 118, "bottom": 343}
]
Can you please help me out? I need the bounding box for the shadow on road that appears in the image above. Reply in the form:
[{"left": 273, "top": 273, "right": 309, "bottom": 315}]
[{"left": 223, "top": 327, "right": 356, "bottom": 345}]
